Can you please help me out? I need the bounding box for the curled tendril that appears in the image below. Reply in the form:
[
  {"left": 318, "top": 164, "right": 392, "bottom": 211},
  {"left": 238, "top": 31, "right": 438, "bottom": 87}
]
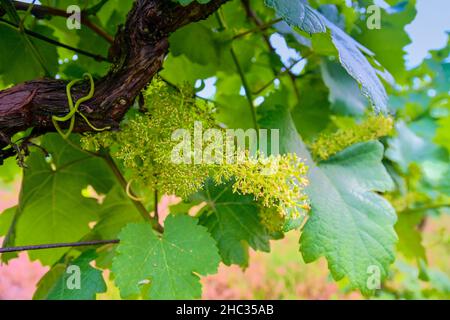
[
  {"left": 52, "top": 73, "right": 110, "bottom": 139},
  {"left": 126, "top": 179, "right": 145, "bottom": 201}
]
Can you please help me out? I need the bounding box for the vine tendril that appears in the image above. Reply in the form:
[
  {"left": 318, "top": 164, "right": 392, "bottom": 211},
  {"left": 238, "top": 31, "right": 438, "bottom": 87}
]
[{"left": 52, "top": 73, "right": 110, "bottom": 139}]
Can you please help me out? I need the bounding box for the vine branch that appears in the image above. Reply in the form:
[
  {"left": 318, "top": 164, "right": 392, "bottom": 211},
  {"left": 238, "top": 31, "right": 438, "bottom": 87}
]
[
  {"left": 2, "top": 0, "right": 114, "bottom": 44},
  {"left": 0, "top": 0, "right": 229, "bottom": 161},
  {"left": 0, "top": 17, "right": 110, "bottom": 62},
  {"left": 0, "top": 239, "right": 119, "bottom": 254},
  {"left": 232, "top": 17, "right": 282, "bottom": 40}
]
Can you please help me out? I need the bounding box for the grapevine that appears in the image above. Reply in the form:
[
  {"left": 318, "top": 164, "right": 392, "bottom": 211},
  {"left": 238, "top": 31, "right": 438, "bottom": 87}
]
[
  {"left": 0, "top": 0, "right": 448, "bottom": 301},
  {"left": 82, "top": 79, "right": 310, "bottom": 222}
]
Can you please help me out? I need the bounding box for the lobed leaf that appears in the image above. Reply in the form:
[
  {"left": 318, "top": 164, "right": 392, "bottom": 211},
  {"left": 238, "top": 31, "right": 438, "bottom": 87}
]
[{"left": 112, "top": 215, "right": 221, "bottom": 299}]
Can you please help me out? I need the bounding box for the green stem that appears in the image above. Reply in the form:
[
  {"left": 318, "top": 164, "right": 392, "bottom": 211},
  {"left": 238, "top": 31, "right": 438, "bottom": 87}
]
[
  {"left": 1, "top": 0, "right": 50, "bottom": 76},
  {"left": 102, "top": 152, "right": 163, "bottom": 233},
  {"left": 0, "top": 18, "right": 109, "bottom": 61},
  {"left": 46, "top": 136, "right": 162, "bottom": 233},
  {"left": 215, "top": 11, "right": 258, "bottom": 131},
  {"left": 154, "top": 188, "right": 159, "bottom": 221},
  {"left": 229, "top": 47, "right": 259, "bottom": 131},
  {"left": 18, "top": 0, "right": 35, "bottom": 31},
  {"left": 232, "top": 17, "right": 282, "bottom": 40}
]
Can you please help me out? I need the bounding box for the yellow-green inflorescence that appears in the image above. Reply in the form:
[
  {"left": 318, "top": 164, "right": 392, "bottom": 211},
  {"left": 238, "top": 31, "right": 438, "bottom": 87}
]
[
  {"left": 309, "top": 114, "right": 394, "bottom": 161},
  {"left": 82, "top": 79, "right": 310, "bottom": 228},
  {"left": 213, "top": 152, "right": 309, "bottom": 225},
  {"left": 82, "top": 79, "right": 214, "bottom": 197}
]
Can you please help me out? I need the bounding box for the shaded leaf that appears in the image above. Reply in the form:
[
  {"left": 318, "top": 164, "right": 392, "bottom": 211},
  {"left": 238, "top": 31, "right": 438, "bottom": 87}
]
[
  {"left": 320, "top": 59, "right": 368, "bottom": 115},
  {"left": 197, "top": 180, "right": 271, "bottom": 267}
]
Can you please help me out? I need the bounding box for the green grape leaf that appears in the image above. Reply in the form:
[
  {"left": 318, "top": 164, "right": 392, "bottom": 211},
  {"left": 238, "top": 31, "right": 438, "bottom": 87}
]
[
  {"left": 258, "top": 103, "right": 304, "bottom": 155},
  {"left": 271, "top": 1, "right": 389, "bottom": 112},
  {"left": 170, "top": 23, "right": 229, "bottom": 66},
  {"left": 264, "top": 0, "right": 326, "bottom": 34},
  {"left": 112, "top": 215, "right": 220, "bottom": 299},
  {"left": 324, "top": 19, "right": 389, "bottom": 112},
  {"left": 0, "top": 205, "right": 19, "bottom": 262},
  {"left": 41, "top": 8, "right": 110, "bottom": 78},
  {"left": 13, "top": 134, "right": 114, "bottom": 265},
  {"left": 435, "top": 116, "right": 450, "bottom": 153},
  {"left": 386, "top": 121, "right": 446, "bottom": 172},
  {"left": 34, "top": 251, "right": 106, "bottom": 300},
  {"left": 215, "top": 93, "right": 255, "bottom": 130},
  {"left": 160, "top": 53, "right": 216, "bottom": 85},
  {"left": 96, "top": 0, "right": 134, "bottom": 35},
  {"left": 386, "top": 121, "right": 432, "bottom": 172},
  {"left": 197, "top": 180, "right": 271, "bottom": 267},
  {"left": 259, "top": 104, "right": 397, "bottom": 295},
  {"left": 320, "top": 59, "right": 368, "bottom": 115}
]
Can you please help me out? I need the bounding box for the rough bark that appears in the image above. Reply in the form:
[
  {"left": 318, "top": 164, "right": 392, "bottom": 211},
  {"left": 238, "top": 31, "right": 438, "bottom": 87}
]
[{"left": 0, "top": 0, "right": 228, "bottom": 155}]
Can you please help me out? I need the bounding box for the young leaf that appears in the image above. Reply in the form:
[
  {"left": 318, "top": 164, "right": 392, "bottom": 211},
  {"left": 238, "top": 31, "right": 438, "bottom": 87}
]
[
  {"left": 169, "top": 23, "right": 228, "bottom": 66},
  {"left": 112, "top": 215, "right": 220, "bottom": 299}
]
